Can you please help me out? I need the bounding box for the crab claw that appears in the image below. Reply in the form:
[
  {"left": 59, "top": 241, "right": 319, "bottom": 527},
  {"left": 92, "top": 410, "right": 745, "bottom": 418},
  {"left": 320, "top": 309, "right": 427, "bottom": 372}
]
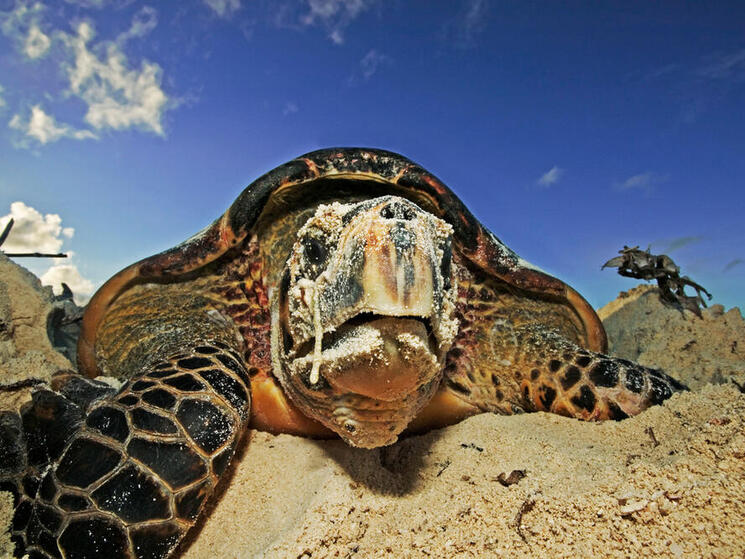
[{"left": 601, "top": 256, "right": 625, "bottom": 269}]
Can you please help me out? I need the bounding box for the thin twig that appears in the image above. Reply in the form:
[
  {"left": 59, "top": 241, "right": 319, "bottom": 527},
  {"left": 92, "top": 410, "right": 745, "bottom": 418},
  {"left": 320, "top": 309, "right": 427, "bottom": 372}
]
[{"left": 4, "top": 252, "right": 68, "bottom": 258}]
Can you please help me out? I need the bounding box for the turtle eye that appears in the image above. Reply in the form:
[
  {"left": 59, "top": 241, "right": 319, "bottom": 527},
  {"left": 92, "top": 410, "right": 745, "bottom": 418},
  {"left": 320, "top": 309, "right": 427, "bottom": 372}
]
[{"left": 302, "top": 237, "right": 328, "bottom": 278}]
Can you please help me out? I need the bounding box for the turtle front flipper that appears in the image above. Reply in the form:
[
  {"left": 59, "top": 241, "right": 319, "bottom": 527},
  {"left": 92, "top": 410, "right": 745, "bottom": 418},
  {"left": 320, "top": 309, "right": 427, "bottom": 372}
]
[
  {"left": 446, "top": 322, "right": 687, "bottom": 421},
  {"left": 439, "top": 263, "right": 687, "bottom": 422},
  {"left": 8, "top": 342, "right": 250, "bottom": 559},
  {"left": 501, "top": 325, "right": 686, "bottom": 419}
]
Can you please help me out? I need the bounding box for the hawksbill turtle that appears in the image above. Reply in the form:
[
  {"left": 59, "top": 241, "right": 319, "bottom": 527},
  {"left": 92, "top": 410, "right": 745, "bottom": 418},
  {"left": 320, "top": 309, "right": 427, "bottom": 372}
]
[{"left": 0, "top": 147, "right": 686, "bottom": 559}]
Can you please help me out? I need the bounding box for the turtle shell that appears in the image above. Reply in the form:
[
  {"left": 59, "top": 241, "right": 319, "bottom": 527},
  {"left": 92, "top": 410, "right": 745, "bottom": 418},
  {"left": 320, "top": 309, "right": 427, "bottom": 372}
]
[{"left": 78, "top": 147, "right": 606, "bottom": 377}]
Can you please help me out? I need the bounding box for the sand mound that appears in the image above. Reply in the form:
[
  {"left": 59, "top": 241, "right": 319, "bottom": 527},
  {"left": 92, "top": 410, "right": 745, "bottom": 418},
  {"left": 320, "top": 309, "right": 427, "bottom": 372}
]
[
  {"left": 599, "top": 284, "right": 745, "bottom": 390},
  {"left": 1, "top": 260, "right": 743, "bottom": 558},
  {"left": 0, "top": 254, "right": 74, "bottom": 417}
]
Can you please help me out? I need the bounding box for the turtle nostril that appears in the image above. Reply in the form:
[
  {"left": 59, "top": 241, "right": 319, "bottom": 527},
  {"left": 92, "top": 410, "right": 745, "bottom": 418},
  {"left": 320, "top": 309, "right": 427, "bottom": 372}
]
[
  {"left": 380, "top": 205, "right": 395, "bottom": 219},
  {"left": 380, "top": 201, "right": 415, "bottom": 221}
]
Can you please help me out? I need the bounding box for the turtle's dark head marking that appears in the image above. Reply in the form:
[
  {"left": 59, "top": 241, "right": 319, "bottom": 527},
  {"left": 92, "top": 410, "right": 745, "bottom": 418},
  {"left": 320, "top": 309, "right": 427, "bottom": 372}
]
[{"left": 272, "top": 195, "right": 458, "bottom": 448}]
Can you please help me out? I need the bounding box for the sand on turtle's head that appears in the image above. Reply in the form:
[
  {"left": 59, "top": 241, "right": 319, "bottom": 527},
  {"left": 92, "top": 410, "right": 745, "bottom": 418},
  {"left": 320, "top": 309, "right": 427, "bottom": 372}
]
[{"left": 272, "top": 196, "right": 458, "bottom": 448}]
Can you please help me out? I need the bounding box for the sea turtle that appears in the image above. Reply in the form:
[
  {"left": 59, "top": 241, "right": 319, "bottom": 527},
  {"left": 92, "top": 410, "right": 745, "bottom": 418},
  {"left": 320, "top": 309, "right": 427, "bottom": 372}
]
[{"left": 1, "top": 147, "right": 686, "bottom": 559}]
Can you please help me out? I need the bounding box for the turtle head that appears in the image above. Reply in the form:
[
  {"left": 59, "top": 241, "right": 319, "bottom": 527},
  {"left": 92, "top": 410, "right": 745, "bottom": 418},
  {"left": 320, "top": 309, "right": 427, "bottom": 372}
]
[{"left": 272, "top": 195, "right": 458, "bottom": 448}]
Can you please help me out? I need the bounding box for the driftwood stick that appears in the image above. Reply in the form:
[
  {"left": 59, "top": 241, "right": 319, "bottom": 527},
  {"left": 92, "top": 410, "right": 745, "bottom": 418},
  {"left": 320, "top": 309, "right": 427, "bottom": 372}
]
[
  {"left": 4, "top": 252, "right": 68, "bottom": 258},
  {"left": 0, "top": 218, "right": 13, "bottom": 247}
]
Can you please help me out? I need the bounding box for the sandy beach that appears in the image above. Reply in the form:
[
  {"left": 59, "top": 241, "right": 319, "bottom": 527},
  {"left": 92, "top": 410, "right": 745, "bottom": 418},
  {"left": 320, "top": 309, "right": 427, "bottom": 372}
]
[{"left": 2, "top": 256, "right": 744, "bottom": 558}]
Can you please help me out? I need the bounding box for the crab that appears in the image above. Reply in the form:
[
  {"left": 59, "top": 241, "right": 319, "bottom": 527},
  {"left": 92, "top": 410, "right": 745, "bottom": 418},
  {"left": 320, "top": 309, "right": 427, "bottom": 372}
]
[
  {"left": 1, "top": 148, "right": 686, "bottom": 559},
  {"left": 602, "top": 245, "right": 712, "bottom": 316}
]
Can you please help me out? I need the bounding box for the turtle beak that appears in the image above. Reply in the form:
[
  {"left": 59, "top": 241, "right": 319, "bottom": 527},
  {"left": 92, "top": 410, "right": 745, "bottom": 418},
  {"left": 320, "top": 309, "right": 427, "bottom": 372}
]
[{"left": 316, "top": 197, "right": 454, "bottom": 355}]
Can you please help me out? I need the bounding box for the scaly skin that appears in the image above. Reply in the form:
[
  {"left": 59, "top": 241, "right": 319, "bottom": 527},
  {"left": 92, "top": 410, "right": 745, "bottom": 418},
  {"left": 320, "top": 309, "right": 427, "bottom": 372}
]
[
  {"left": 441, "top": 259, "right": 686, "bottom": 419},
  {"left": 5, "top": 342, "right": 250, "bottom": 559}
]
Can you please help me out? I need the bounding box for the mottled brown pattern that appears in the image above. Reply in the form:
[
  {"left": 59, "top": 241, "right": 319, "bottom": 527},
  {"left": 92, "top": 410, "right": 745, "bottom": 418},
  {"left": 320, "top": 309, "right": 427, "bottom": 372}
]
[
  {"left": 443, "top": 255, "right": 588, "bottom": 415},
  {"left": 442, "top": 256, "right": 685, "bottom": 420},
  {"left": 208, "top": 239, "right": 271, "bottom": 375}
]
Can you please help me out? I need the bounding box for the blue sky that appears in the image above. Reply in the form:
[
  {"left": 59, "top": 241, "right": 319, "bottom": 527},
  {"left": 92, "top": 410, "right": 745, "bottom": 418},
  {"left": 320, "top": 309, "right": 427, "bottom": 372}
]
[{"left": 0, "top": 0, "right": 743, "bottom": 312}]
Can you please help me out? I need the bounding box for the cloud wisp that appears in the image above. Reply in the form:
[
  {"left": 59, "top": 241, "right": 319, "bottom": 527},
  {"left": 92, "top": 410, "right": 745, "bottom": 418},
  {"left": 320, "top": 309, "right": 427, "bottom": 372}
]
[
  {"left": 613, "top": 172, "right": 669, "bottom": 196},
  {"left": 347, "top": 48, "right": 390, "bottom": 84},
  {"left": 299, "top": 0, "right": 376, "bottom": 45},
  {"left": 723, "top": 259, "right": 744, "bottom": 273},
  {"left": 697, "top": 49, "right": 745, "bottom": 82},
  {"left": 63, "top": 0, "right": 108, "bottom": 8},
  {"left": 9, "top": 105, "right": 97, "bottom": 145},
  {"left": 203, "top": 0, "right": 241, "bottom": 19},
  {"left": 0, "top": 201, "right": 94, "bottom": 304},
  {"left": 644, "top": 47, "right": 745, "bottom": 124},
  {"left": 0, "top": 0, "right": 52, "bottom": 60},
  {"left": 443, "top": 0, "right": 489, "bottom": 50},
  {"left": 536, "top": 166, "right": 564, "bottom": 188},
  {"left": 658, "top": 235, "right": 703, "bottom": 254},
  {"left": 282, "top": 101, "right": 299, "bottom": 116},
  {"left": 360, "top": 49, "right": 389, "bottom": 80},
  {"left": 115, "top": 6, "right": 158, "bottom": 44}
]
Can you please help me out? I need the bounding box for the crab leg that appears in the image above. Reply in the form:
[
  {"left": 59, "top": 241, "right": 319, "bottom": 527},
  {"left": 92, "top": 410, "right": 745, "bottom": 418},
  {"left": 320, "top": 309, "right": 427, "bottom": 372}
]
[{"left": 3, "top": 342, "right": 250, "bottom": 559}]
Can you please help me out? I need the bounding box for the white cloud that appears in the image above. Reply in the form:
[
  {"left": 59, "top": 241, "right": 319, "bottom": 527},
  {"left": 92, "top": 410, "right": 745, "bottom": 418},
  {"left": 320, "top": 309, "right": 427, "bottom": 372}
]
[
  {"left": 0, "top": 84, "right": 5, "bottom": 109},
  {"left": 613, "top": 172, "right": 669, "bottom": 195},
  {"left": 3, "top": 4, "right": 171, "bottom": 146},
  {"left": 1, "top": 202, "right": 94, "bottom": 304},
  {"left": 0, "top": 0, "right": 51, "bottom": 59},
  {"left": 203, "top": 0, "right": 241, "bottom": 18},
  {"left": 282, "top": 101, "right": 299, "bottom": 116},
  {"left": 300, "top": 0, "right": 375, "bottom": 44},
  {"left": 536, "top": 165, "right": 563, "bottom": 187},
  {"left": 0, "top": 201, "right": 71, "bottom": 254},
  {"left": 41, "top": 258, "right": 95, "bottom": 304},
  {"left": 62, "top": 20, "right": 170, "bottom": 135},
  {"left": 9, "top": 105, "right": 97, "bottom": 145}
]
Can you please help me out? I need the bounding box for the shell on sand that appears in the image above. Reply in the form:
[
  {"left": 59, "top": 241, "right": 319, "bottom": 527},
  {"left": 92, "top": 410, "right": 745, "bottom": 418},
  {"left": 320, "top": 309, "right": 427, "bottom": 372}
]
[{"left": 1, "top": 258, "right": 744, "bottom": 558}]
